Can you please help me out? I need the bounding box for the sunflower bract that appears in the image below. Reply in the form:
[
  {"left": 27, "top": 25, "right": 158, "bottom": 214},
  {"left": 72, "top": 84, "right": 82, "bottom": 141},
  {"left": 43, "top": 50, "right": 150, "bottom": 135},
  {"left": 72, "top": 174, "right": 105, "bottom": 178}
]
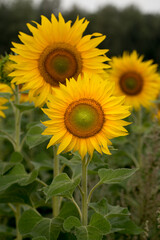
[
  {"left": 42, "top": 74, "right": 131, "bottom": 159},
  {"left": 10, "top": 13, "right": 110, "bottom": 107}
]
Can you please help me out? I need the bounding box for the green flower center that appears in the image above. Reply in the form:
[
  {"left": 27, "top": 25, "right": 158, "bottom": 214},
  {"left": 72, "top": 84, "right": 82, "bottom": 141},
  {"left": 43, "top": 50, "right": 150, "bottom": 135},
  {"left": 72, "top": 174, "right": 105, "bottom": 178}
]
[
  {"left": 51, "top": 55, "right": 70, "bottom": 75},
  {"left": 120, "top": 72, "right": 143, "bottom": 95},
  {"left": 125, "top": 77, "right": 137, "bottom": 90},
  {"left": 64, "top": 99, "right": 105, "bottom": 138},
  {"left": 70, "top": 104, "right": 98, "bottom": 131}
]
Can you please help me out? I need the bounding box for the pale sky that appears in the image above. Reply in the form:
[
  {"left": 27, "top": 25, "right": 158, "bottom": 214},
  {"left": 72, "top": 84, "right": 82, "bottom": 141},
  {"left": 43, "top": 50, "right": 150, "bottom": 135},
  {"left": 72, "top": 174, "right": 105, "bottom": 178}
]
[{"left": 59, "top": 0, "right": 160, "bottom": 14}]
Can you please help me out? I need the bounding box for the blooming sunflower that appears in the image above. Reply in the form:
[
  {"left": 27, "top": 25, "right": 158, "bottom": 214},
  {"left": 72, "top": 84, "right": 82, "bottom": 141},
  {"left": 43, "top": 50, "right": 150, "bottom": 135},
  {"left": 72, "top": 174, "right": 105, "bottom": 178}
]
[
  {"left": 108, "top": 51, "right": 160, "bottom": 109},
  {"left": 0, "top": 98, "right": 8, "bottom": 118},
  {"left": 10, "top": 13, "right": 110, "bottom": 107},
  {"left": 42, "top": 74, "right": 130, "bottom": 159}
]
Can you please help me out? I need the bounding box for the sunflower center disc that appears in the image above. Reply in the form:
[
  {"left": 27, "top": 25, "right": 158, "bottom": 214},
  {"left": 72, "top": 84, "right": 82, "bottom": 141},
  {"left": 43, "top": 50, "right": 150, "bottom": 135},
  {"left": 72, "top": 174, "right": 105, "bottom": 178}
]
[
  {"left": 120, "top": 72, "right": 143, "bottom": 95},
  {"left": 39, "top": 43, "right": 82, "bottom": 87},
  {"left": 64, "top": 99, "right": 104, "bottom": 138}
]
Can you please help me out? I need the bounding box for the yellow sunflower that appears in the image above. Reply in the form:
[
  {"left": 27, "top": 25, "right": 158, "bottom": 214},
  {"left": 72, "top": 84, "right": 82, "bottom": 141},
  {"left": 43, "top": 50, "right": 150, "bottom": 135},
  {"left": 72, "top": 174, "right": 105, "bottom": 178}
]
[
  {"left": 0, "top": 98, "right": 8, "bottom": 118},
  {"left": 42, "top": 74, "right": 130, "bottom": 159},
  {"left": 9, "top": 13, "right": 110, "bottom": 107},
  {"left": 108, "top": 51, "right": 160, "bottom": 109},
  {"left": 0, "top": 83, "right": 12, "bottom": 94}
]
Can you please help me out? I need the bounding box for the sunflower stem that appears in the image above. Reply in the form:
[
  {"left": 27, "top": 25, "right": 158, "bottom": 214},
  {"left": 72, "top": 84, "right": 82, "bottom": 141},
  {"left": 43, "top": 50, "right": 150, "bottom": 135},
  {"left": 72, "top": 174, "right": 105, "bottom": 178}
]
[
  {"left": 14, "top": 85, "right": 21, "bottom": 152},
  {"left": 13, "top": 86, "right": 22, "bottom": 240},
  {"left": 137, "top": 108, "right": 143, "bottom": 168},
  {"left": 15, "top": 204, "right": 22, "bottom": 240},
  {"left": 53, "top": 145, "right": 60, "bottom": 217},
  {"left": 81, "top": 155, "right": 89, "bottom": 226}
]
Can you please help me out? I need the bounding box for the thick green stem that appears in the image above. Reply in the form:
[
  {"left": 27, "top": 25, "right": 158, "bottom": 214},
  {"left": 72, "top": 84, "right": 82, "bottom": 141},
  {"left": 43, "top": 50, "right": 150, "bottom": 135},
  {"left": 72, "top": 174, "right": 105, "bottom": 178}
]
[
  {"left": 81, "top": 155, "right": 89, "bottom": 226},
  {"left": 14, "top": 85, "right": 21, "bottom": 152},
  {"left": 15, "top": 205, "right": 22, "bottom": 240},
  {"left": 137, "top": 109, "right": 143, "bottom": 168},
  {"left": 13, "top": 86, "right": 22, "bottom": 240},
  {"left": 53, "top": 145, "right": 60, "bottom": 217}
]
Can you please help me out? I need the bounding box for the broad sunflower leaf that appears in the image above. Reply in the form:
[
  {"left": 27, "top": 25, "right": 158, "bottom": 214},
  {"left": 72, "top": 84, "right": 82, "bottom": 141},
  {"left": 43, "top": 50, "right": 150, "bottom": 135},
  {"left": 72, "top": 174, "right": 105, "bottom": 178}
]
[
  {"left": 18, "top": 209, "right": 42, "bottom": 235},
  {"left": 46, "top": 173, "right": 80, "bottom": 200},
  {"left": 63, "top": 216, "right": 81, "bottom": 232},
  {"left": 26, "top": 123, "right": 50, "bottom": 148},
  {"left": 32, "top": 236, "right": 47, "bottom": 240},
  {"left": 58, "top": 201, "right": 80, "bottom": 219},
  {"left": 89, "top": 213, "right": 111, "bottom": 235},
  {"left": 19, "top": 208, "right": 63, "bottom": 240},
  {"left": 0, "top": 182, "right": 37, "bottom": 205},
  {"left": 10, "top": 151, "right": 23, "bottom": 163},
  {"left": 31, "top": 217, "right": 63, "bottom": 240},
  {"left": 0, "top": 164, "right": 38, "bottom": 192},
  {"left": 89, "top": 199, "right": 108, "bottom": 216},
  {"left": 98, "top": 168, "right": 137, "bottom": 184},
  {"left": 32, "top": 237, "right": 47, "bottom": 240},
  {"left": 75, "top": 226, "right": 102, "bottom": 240},
  {"left": 89, "top": 198, "right": 130, "bottom": 218},
  {"left": 0, "top": 92, "right": 12, "bottom": 98},
  {"left": 109, "top": 215, "right": 143, "bottom": 235},
  {"left": 0, "top": 224, "right": 16, "bottom": 238}
]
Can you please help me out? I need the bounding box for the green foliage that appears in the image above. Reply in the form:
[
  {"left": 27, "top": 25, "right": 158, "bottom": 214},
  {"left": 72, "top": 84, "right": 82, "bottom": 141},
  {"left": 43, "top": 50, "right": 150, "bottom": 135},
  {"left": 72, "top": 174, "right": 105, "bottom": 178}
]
[
  {"left": 98, "top": 168, "right": 137, "bottom": 184},
  {"left": 46, "top": 173, "right": 80, "bottom": 200},
  {"left": 63, "top": 216, "right": 81, "bottom": 232},
  {"left": 26, "top": 123, "right": 50, "bottom": 149}
]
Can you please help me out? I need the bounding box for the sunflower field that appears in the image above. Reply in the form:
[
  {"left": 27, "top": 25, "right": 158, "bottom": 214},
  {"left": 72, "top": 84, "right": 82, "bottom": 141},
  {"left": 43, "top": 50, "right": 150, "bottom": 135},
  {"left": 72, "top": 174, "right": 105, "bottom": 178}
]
[{"left": 0, "top": 1, "right": 160, "bottom": 240}]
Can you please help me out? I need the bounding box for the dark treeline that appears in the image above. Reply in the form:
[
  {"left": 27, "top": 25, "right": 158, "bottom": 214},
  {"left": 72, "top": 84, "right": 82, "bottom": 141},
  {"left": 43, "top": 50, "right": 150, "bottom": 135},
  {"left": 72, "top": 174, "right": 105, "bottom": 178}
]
[{"left": 1, "top": 0, "right": 160, "bottom": 64}]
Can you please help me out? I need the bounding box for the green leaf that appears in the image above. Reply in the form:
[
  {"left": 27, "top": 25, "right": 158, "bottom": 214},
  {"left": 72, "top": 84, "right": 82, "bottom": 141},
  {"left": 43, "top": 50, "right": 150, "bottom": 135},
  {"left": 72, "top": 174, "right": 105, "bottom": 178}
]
[
  {"left": 109, "top": 216, "right": 143, "bottom": 235},
  {"left": 89, "top": 199, "right": 130, "bottom": 218},
  {"left": 0, "top": 92, "right": 12, "bottom": 98},
  {"left": 98, "top": 168, "right": 137, "bottom": 184},
  {"left": 19, "top": 169, "right": 38, "bottom": 186},
  {"left": 19, "top": 209, "right": 42, "bottom": 235},
  {"left": 89, "top": 213, "right": 111, "bottom": 235},
  {"left": 58, "top": 201, "right": 80, "bottom": 219},
  {"left": 0, "top": 164, "right": 38, "bottom": 192},
  {"left": 31, "top": 217, "right": 63, "bottom": 240},
  {"left": 26, "top": 123, "right": 50, "bottom": 148},
  {"left": 0, "top": 182, "right": 37, "bottom": 205},
  {"left": 20, "top": 208, "right": 63, "bottom": 240},
  {"left": 107, "top": 203, "right": 130, "bottom": 218},
  {"left": 0, "top": 224, "right": 16, "bottom": 237},
  {"left": 63, "top": 216, "right": 81, "bottom": 232},
  {"left": 32, "top": 237, "right": 47, "bottom": 240},
  {"left": 46, "top": 173, "right": 80, "bottom": 200},
  {"left": 89, "top": 199, "right": 108, "bottom": 216},
  {"left": 88, "top": 151, "right": 108, "bottom": 175},
  {"left": 14, "top": 103, "right": 35, "bottom": 112},
  {"left": 0, "top": 164, "right": 26, "bottom": 191},
  {"left": 75, "top": 226, "right": 102, "bottom": 240},
  {"left": 10, "top": 152, "right": 23, "bottom": 163},
  {"left": 60, "top": 154, "right": 81, "bottom": 178}
]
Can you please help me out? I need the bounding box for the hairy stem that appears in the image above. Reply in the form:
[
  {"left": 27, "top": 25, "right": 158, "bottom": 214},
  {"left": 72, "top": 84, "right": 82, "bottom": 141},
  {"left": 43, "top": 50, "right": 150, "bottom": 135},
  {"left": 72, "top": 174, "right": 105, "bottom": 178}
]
[
  {"left": 14, "top": 85, "right": 21, "bottom": 152},
  {"left": 137, "top": 108, "right": 143, "bottom": 168},
  {"left": 52, "top": 145, "right": 60, "bottom": 217},
  {"left": 15, "top": 205, "right": 22, "bottom": 240},
  {"left": 81, "top": 155, "right": 89, "bottom": 226}
]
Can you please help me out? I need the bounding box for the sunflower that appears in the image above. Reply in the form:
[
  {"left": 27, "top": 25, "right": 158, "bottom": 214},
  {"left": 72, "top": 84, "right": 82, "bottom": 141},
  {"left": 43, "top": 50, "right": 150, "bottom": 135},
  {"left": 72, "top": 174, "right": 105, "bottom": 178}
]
[
  {"left": 10, "top": 13, "right": 110, "bottom": 107},
  {"left": 108, "top": 51, "right": 160, "bottom": 109},
  {"left": 0, "top": 98, "right": 8, "bottom": 118},
  {"left": 42, "top": 74, "right": 130, "bottom": 159}
]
